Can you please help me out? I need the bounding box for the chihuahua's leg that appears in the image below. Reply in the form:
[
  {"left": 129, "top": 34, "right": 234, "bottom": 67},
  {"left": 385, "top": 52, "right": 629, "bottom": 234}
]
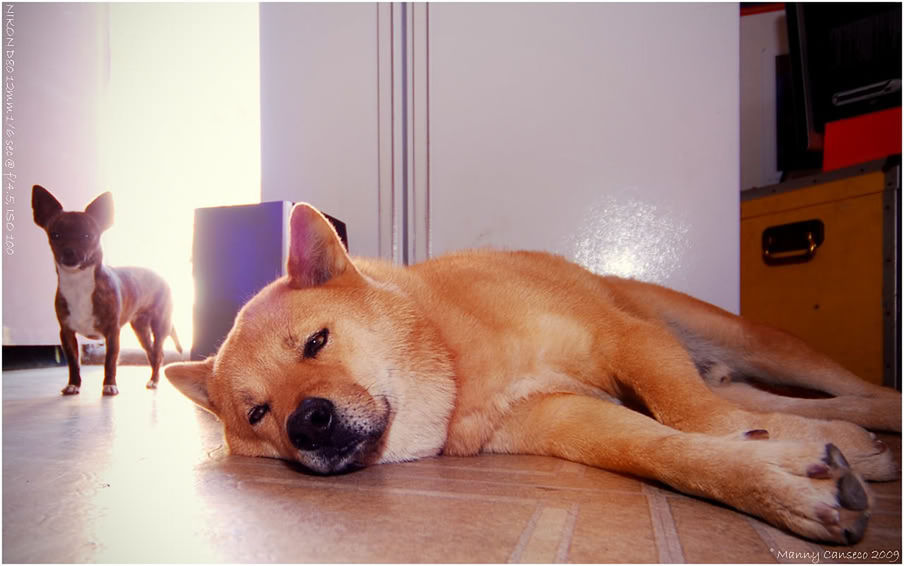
[
  {"left": 486, "top": 394, "right": 872, "bottom": 545},
  {"left": 144, "top": 315, "right": 170, "bottom": 389},
  {"left": 101, "top": 330, "right": 120, "bottom": 396},
  {"left": 130, "top": 318, "right": 160, "bottom": 389},
  {"left": 611, "top": 320, "right": 896, "bottom": 481},
  {"left": 59, "top": 328, "right": 81, "bottom": 395}
]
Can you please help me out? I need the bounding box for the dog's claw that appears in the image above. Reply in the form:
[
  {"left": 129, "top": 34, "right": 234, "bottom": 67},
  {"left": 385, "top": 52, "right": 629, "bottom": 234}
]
[
  {"left": 806, "top": 463, "right": 832, "bottom": 478},
  {"left": 824, "top": 443, "right": 850, "bottom": 469},
  {"left": 815, "top": 503, "right": 840, "bottom": 526},
  {"left": 744, "top": 429, "right": 770, "bottom": 440}
]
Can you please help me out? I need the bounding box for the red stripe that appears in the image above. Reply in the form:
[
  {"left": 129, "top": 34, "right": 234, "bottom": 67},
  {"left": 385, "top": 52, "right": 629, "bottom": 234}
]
[
  {"left": 740, "top": 3, "right": 785, "bottom": 17},
  {"left": 823, "top": 107, "right": 902, "bottom": 172}
]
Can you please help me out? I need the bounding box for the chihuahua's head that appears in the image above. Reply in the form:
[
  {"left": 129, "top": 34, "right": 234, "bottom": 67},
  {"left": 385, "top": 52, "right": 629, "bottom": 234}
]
[{"left": 32, "top": 185, "right": 114, "bottom": 270}]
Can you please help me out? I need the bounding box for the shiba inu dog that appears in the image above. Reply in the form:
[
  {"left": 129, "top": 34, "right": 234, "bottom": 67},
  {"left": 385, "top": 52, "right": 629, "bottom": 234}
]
[{"left": 165, "top": 203, "right": 900, "bottom": 544}]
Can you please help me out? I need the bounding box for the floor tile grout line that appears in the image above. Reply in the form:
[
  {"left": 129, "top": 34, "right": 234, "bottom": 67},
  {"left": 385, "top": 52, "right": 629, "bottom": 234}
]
[
  {"left": 224, "top": 458, "right": 565, "bottom": 477},
  {"left": 747, "top": 516, "right": 823, "bottom": 563},
  {"left": 238, "top": 471, "right": 645, "bottom": 498},
  {"left": 239, "top": 476, "right": 555, "bottom": 506},
  {"left": 554, "top": 503, "right": 580, "bottom": 563},
  {"left": 509, "top": 503, "right": 544, "bottom": 564},
  {"left": 643, "top": 483, "right": 685, "bottom": 564},
  {"left": 557, "top": 459, "right": 588, "bottom": 478}
]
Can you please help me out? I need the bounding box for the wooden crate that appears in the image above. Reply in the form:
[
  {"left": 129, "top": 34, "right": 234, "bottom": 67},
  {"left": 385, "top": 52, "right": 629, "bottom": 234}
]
[{"left": 741, "top": 159, "right": 900, "bottom": 387}]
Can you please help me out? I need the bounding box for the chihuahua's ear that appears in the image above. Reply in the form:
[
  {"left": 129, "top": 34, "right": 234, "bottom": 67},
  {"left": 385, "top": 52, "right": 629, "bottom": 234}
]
[
  {"left": 84, "top": 192, "right": 114, "bottom": 232},
  {"left": 164, "top": 357, "right": 217, "bottom": 415},
  {"left": 287, "top": 203, "right": 361, "bottom": 289},
  {"left": 32, "top": 185, "right": 63, "bottom": 229}
]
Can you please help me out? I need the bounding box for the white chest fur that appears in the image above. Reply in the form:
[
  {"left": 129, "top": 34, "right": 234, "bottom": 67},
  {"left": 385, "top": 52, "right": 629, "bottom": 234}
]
[{"left": 57, "top": 266, "right": 100, "bottom": 338}]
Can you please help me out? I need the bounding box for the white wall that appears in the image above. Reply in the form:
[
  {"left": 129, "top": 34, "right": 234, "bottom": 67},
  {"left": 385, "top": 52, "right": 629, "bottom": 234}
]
[
  {"left": 740, "top": 9, "right": 788, "bottom": 190},
  {"left": 427, "top": 3, "right": 740, "bottom": 311},
  {"left": 259, "top": 3, "right": 380, "bottom": 258},
  {"left": 2, "top": 3, "right": 108, "bottom": 345}
]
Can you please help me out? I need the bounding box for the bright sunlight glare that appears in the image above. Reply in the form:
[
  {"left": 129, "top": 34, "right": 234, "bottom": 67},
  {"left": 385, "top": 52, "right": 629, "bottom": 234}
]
[{"left": 98, "top": 4, "right": 261, "bottom": 353}]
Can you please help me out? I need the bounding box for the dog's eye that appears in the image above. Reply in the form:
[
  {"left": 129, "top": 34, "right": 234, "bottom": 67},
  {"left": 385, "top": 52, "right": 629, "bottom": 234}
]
[
  {"left": 82, "top": 233, "right": 92, "bottom": 240},
  {"left": 303, "top": 328, "right": 329, "bottom": 359},
  {"left": 50, "top": 232, "right": 61, "bottom": 240},
  {"left": 248, "top": 404, "right": 269, "bottom": 425}
]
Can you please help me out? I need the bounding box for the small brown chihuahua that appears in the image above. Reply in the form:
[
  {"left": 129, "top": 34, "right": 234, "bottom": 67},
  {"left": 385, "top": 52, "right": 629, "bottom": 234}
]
[{"left": 32, "top": 185, "right": 182, "bottom": 396}]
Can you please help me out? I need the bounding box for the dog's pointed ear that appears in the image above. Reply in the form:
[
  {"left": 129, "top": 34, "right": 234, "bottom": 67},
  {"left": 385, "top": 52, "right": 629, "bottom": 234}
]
[
  {"left": 84, "top": 192, "right": 114, "bottom": 232},
  {"left": 32, "top": 185, "right": 63, "bottom": 229},
  {"left": 287, "top": 203, "right": 360, "bottom": 289},
  {"left": 165, "top": 357, "right": 217, "bottom": 415}
]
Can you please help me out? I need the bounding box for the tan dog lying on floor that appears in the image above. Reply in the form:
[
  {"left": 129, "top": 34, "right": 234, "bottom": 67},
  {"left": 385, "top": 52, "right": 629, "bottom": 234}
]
[{"left": 165, "top": 203, "right": 900, "bottom": 545}]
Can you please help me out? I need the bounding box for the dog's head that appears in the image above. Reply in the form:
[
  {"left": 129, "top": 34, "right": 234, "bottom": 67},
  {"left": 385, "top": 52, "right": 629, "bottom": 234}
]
[
  {"left": 32, "top": 185, "right": 114, "bottom": 270},
  {"left": 165, "top": 203, "right": 456, "bottom": 475}
]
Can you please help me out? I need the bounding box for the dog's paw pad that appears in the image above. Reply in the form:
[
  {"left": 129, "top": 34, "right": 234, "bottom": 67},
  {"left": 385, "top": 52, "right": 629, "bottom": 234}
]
[
  {"left": 843, "top": 514, "right": 870, "bottom": 546},
  {"left": 61, "top": 384, "right": 80, "bottom": 395},
  {"left": 837, "top": 473, "right": 869, "bottom": 511},
  {"left": 744, "top": 429, "right": 770, "bottom": 440},
  {"left": 102, "top": 385, "right": 119, "bottom": 396}
]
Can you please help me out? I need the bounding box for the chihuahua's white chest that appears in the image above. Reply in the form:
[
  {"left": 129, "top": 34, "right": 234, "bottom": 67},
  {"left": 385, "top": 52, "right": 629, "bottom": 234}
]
[{"left": 57, "top": 266, "right": 101, "bottom": 338}]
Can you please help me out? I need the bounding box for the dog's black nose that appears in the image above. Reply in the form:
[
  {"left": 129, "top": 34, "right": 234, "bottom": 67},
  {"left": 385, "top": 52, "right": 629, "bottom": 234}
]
[
  {"left": 287, "top": 397, "right": 335, "bottom": 451},
  {"left": 60, "top": 248, "right": 78, "bottom": 266}
]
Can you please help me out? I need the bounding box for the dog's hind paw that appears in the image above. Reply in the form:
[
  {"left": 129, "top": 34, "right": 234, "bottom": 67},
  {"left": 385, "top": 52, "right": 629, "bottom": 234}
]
[
  {"left": 818, "top": 421, "right": 898, "bottom": 482},
  {"left": 102, "top": 384, "right": 119, "bottom": 396},
  {"left": 61, "top": 384, "right": 80, "bottom": 395}
]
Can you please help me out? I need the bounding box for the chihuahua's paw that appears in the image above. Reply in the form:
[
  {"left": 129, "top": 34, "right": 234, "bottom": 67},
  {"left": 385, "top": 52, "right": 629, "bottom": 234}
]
[
  {"left": 146, "top": 379, "right": 158, "bottom": 390},
  {"left": 61, "top": 384, "right": 80, "bottom": 395},
  {"left": 102, "top": 384, "right": 119, "bottom": 396}
]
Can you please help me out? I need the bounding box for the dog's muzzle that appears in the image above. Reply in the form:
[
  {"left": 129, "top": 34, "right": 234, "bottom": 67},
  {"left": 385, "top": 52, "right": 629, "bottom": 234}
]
[
  {"left": 286, "top": 397, "right": 386, "bottom": 474},
  {"left": 60, "top": 248, "right": 82, "bottom": 267}
]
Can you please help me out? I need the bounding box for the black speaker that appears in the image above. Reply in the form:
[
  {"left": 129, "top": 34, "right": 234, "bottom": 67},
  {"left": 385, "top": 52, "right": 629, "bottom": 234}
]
[{"left": 191, "top": 201, "right": 347, "bottom": 360}]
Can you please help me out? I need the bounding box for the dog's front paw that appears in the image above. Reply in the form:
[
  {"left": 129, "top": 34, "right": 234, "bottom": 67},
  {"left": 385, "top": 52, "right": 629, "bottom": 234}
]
[
  {"left": 61, "top": 384, "right": 80, "bottom": 395},
  {"left": 102, "top": 384, "right": 119, "bottom": 396},
  {"left": 145, "top": 379, "right": 158, "bottom": 390},
  {"left": 749, "top": 441, "right": 872, "bottom": 544}
]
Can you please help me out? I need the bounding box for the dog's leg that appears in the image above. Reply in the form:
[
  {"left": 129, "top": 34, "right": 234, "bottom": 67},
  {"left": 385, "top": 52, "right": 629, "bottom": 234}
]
[
  {"left": 59, "top": 328, "right": 81, "bottom": 395},
  {"left": 101, "top": 331, "right": 120, "bottom": 396},
  {"left": 695, "top": 317, "right": 900, "bottom": 433},
  {"left": 610, "top": 320, "right": 897, "bottom": 481},
  {"left": 610, "top": 278, "right": 901, "bottom": 432},
  {"left": 147, "top": 321, "right": 166, "bottom": 390},
  {"left": 131, "top": 318, "right": 161, "bottom": 389},
  {"left": 486, "top": 393, "right": 872, "bottom": 545},
  {"left": 710, "top": 381, "right": 901, "bottom": 433}
]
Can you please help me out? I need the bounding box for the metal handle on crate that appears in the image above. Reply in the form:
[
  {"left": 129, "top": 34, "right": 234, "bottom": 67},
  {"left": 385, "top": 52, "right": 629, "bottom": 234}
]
[{"left": 762, "top": 220, "right": 824, "bottom": 266}]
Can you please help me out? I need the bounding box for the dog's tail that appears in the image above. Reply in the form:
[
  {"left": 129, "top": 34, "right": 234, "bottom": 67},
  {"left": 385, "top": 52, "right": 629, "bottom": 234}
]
[{"left": 170, "top": 326, "right": 184, "bottom": 355}]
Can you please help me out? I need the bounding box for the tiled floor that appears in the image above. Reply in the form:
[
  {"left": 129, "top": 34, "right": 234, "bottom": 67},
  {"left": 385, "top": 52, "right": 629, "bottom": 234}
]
[{"left": 3, "top": 366, "right": 901, "bottom": 563}]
